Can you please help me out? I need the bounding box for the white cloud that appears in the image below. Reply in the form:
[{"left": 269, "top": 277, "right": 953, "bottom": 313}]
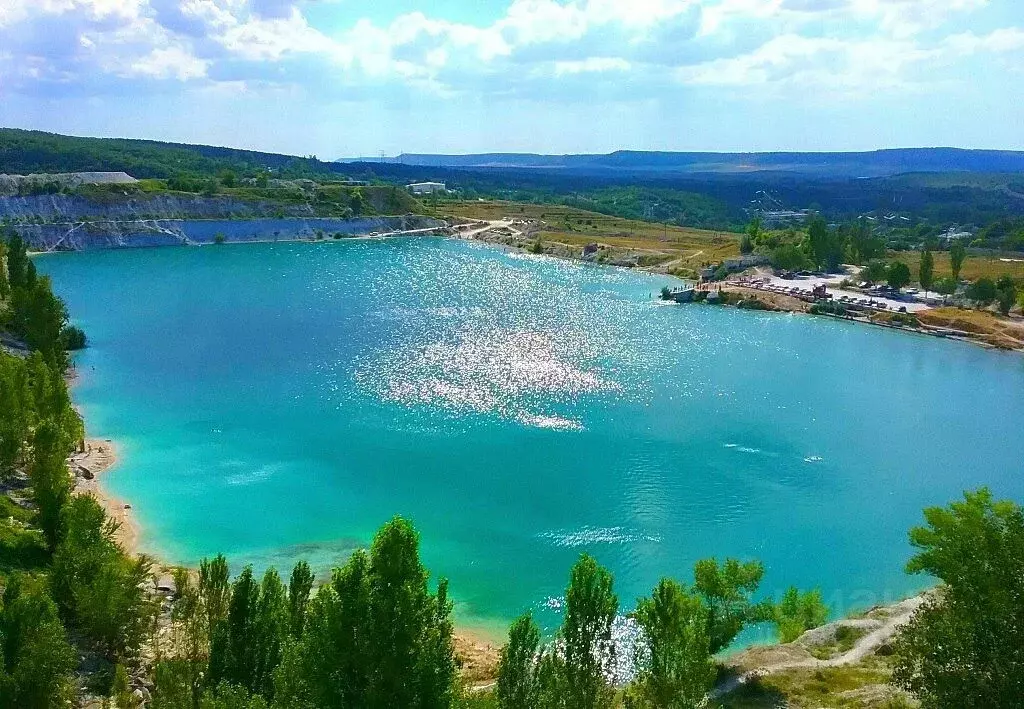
[
  {"left": 0, "top": 0, "right": 1016, "bottom": 105},
  {"left": 945, "top": 27, "right": 1024, "bottom": 54},
  {"left": 554, "top": 57, "right": 632, "bottom": 75},
  {"left": 129, "top": 46, "right": 210, "bottom": 79}
]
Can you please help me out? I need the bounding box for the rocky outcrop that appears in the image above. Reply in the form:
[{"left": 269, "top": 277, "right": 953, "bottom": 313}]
[
  {"left": 0, "top": 172, "right": 137, "bottom": 197},
  {"left": 15, "top": 215, "right": 446, "bottom": 250}
]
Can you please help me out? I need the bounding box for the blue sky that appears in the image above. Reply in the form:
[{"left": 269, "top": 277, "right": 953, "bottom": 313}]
[{"left": 0, "top": 0, "right": 1022, "bottom": 157}]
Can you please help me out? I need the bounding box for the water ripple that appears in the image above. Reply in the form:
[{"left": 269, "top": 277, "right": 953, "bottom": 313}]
[{"left": 357, "top": 328, "right": 619, "bottom": 429}]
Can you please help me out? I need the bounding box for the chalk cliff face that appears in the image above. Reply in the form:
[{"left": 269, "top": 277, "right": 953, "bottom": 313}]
[
  {"left": 14, "top": 216, "right": 447, "bottom": 250},
  {"left": 0, "top": 194, "right": 324, "bottom": 221},
  {"left": 0, "top": 194, "right": 445, "bottom": 250}
]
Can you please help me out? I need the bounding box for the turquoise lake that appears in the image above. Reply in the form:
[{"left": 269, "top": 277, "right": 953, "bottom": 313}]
[{"left": 37, "top": 238, "right": 1024, "bottom": 640}]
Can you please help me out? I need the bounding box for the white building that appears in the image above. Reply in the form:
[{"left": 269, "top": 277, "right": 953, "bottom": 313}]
[{"left": 407, "top": 182, "right": 446, "bottom": 195}]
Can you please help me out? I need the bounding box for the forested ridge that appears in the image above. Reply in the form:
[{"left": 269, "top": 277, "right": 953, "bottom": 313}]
[{"left": 4, "top": 129, "right": 1024, "bottom": 233}]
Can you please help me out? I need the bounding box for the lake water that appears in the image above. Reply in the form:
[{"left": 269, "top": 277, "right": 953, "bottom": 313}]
[{"left": 38, "top": 238, "right": 1024, "bottom": 640}]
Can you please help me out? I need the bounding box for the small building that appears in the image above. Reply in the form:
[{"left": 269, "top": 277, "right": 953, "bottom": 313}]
[{"left": 407, "top": 182, "right": 446, "bottom": 195}]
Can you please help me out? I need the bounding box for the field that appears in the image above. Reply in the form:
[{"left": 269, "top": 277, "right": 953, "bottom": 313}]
[
  {"left": 440, "top": 200, "right": 740, "bottom": 273},
  {"left": 895, "top": 250, "right": 1024, "bottom": 282}
]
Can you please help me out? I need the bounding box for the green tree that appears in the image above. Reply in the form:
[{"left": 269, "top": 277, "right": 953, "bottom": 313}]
[
  {"left": 0, "top": 354, "right": 30, "bottom": 477},
  {"left": 330, "top": 550, "right": 372, "bottom": 706},
  {"left": 740, "top": 217, "right": 760, "bottom": 254},
  {"left": 806, "top": 215, "right": 844, "bottom": 271},
  {"left": 773, "top": 588, "right": 829, "bottom": 643},
  {"left": 0, "top": 574, "right": 76, "bottom": 709},
  {"left": 274, "top": 518, "right": 457, "bottom": 709},
  {"left": 892, "top": 489, "right": 1024, "bottom": 707},
  {"left": 918, "top": 250, "right": 934, "bottom": 296},
  {"left": 692, "top": 558, "right": 770, "bottom": 654},
  {"left": 4, "top": 233, "right": 31, "bottom": 291},
  {"left": 562, "top": 554, "right": 618, "bottom": 709},
  {"left": 112, "top": 663, "right": 141, "bottom": 709},
  {"left": 28, "top": 420, "right": 76, "bottom": 550},
  {"left": 288, "top": 561, "right": 314, "bottom": 637},
  {"left": 886, "top": 261, "right": 912, "bottom": 291},
  {"left": 497, "top": 613, "right": 541, "bottom": 709},
  {"left": 11, "top": 276, "right": 71, "bottom": 368},
  {"left": 50, "top": 495, "right": 154, "bottom": 660},
  {"left": 367, "top": 516, "right": 457, "bottom": 708},
  {"left": 860, "top": 260, "right": 889, "bottom": 283},
  {"left": 848, "top": 218, "right": 884, "bottom": 263},
  {"left": 770, "top": 243, "right": 809, "bottom": 272},
  {"left": 533, "top": 649, "right": 566, "bottom": 709},
  {"left": 252, "top": 569, "right": 289, "bottom": 699},
  {"left": 626, "top": 578, "right": 713, "bottom": 709},
  {"left": 995, "top": 276, "right": 1016, "bottom": 316},
  {"left": 209, "top": 566, "right": 261, "bottom": 693},
  {"left": 965, "top": 277, "right": 996, "bottom": 304},
  {"left": 200, "top": 554, "right": 231, "bottom": 633},
  {"left": 932, "top": 276, "right": 958, "bottom": 297},
  {"left": 949, "top": 240, "right": 967, "bottom": 281},
  {"left": 166, "top": 568, "right": 208, "bottom": 709}
]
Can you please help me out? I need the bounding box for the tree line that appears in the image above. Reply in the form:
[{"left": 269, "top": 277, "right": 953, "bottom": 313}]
[{"left": 2, "top": 231, "right": 150, "bottom": 707}]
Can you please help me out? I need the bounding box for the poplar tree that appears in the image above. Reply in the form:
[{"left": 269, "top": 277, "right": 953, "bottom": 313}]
[
  {"left": 209, "top": 567, "right": 260, "bottom": 691},
  {"left": 199, "top": 554, "right": 231, "bottom": 633},
  {"left": 0, "top": 354, "right": 30, "bottom": 477},
  {"left": 496, "top": 613, "right": 541, "bottom": 709},
  {"left": 287, "top": 561, "right": 314, "bottom": 638},
  {"left": 950, "top": 240, "right": 967, "bottom": 281},
  {"left": 919, "top": 249, "right": 935, "bottom": 296},
  {"left": 627, "top": 579, "right": 713, "bottom": 709},
  {"left": 562, "top": 554, "right": 618, "bottom": 709}
]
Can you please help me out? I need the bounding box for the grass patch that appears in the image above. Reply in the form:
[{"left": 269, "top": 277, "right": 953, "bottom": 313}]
[
  {"left": 894, "top": 250, "right": 1024, "bottom": 283},
  {"left": 715, "top": 657, "right": 901, "bottom": 709},
  {"left": 441, "top": 200, "right": 740, "bottom": 264},
  {"left": 809, "top": 625, "right": 869, "bottom": 660}
]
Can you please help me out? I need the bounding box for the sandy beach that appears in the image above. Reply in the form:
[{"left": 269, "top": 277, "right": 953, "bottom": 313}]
[{"left": 71, "top": 438, "right": 141, "bottom": 553}]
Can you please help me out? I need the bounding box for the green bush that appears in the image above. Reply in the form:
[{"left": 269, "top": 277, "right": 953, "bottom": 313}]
[
  {"left": 966, "top": 277, "right": 997, "bottom": 304},
  {"left": 61, "top": 325, "right": 87, "bottom": 350}
]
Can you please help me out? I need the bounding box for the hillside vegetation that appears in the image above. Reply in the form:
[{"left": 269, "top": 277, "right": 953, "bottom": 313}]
[{"left": 4, "top": 130, "right": 1024, "bottom": 234}]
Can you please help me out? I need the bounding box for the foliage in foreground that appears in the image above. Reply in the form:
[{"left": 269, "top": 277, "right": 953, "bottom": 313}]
[
  {"left": 892, "top": 489, "right": 1024, "bottom": 708},
  {"left": 153, "top": 517, "right": 459, "bottom": 709},
  {"left": 494, "top": 556, "right": 802, "bottom": 709}
]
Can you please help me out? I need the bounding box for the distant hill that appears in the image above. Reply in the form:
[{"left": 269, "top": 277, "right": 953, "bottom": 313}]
[
  {"left": 0, "top": 128, "right": 336, "bottom": 179},
  {"left": 340, "top": 149, "right": 1024, "bottom": 178}
]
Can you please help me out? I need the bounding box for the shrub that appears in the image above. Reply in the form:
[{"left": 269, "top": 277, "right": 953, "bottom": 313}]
[
  {"left": 61, "top": 325, "right": 87, "bottom": 351},
  {"left": 965, "top": 277, "right": 997, "bottom": 304}
]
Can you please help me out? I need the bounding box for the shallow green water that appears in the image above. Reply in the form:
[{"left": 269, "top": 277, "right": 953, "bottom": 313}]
[{"left": 38, "top": 238, "right": 1024, "bottom": 639}]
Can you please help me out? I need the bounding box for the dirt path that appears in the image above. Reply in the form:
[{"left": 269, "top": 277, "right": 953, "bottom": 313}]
[{"left": 713, "top": 595, "right": 926, "bottom": 698}]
